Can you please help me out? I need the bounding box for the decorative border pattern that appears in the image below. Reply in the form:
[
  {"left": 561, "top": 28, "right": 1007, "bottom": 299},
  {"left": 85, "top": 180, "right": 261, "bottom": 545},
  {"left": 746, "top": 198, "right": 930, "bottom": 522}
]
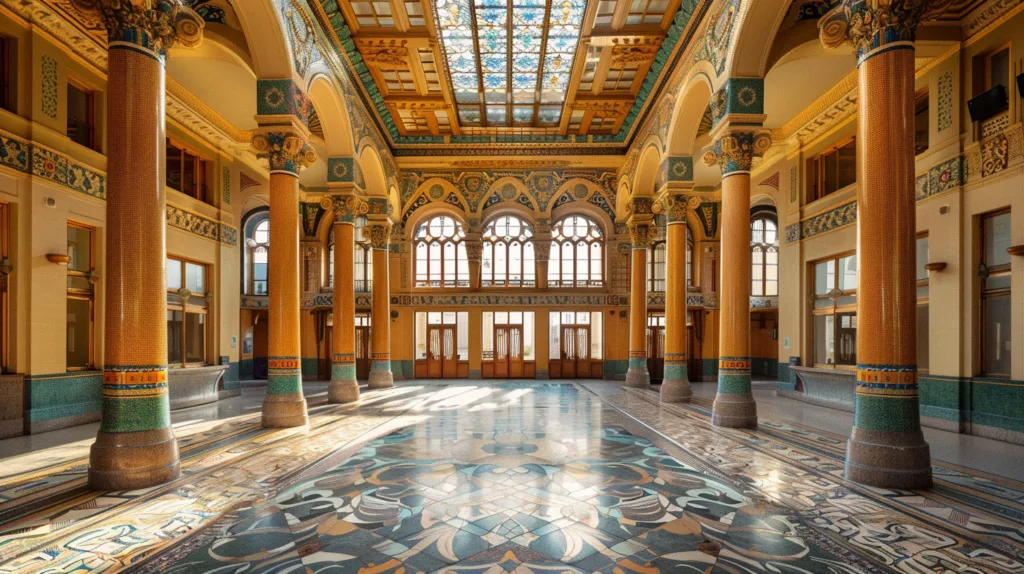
[
  {"left": 937, "top": 71, "right": 953, "bottom": 133},
  {"left": 0, "top": 132, "right": 105, "bottom": 200},
  {"left": 222, "top": 167, "right": 231, "bottom": 205},
  {"left": 166, "top": 205, "right": 238, "bottom": 247},
  {"left": 41, "top": 55, "right": 58, "bottom": 119}
]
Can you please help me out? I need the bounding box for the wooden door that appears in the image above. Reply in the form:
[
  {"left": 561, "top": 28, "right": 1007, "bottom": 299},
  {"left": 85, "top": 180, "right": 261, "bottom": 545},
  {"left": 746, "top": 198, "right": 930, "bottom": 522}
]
[
  {"left": 575, "top": 326, "right": 591, "bottom": 378},
  {"left": 427, "top": 326, "right": 443, "bottom": 378},
  {"left": 647, "top": 326, "right": 665, "bottom": 383},
  {"left": 509, "top": 326, "right": 524, "bottom": 378},
  {"left": 355, "top": 326, "right": 371, "bottom": 380},
  {"left": 561, "top": 325, "right": 576, "bottom": 378},
  {"left": 495, "top": 326, "right": 510, "bottom": 378},
  {"left": 442, "top": 326, "right": 457, "bottom": 377}
]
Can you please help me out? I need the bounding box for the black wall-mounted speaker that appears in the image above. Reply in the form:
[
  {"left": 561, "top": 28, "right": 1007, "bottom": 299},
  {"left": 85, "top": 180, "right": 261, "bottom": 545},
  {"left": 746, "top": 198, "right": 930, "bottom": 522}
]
[
  {"left": 968, "top": 84, "right": 1008, "bottom": 122},
  {"left": 1016, "top": 72, "right": 1024, "bottom": 97}
]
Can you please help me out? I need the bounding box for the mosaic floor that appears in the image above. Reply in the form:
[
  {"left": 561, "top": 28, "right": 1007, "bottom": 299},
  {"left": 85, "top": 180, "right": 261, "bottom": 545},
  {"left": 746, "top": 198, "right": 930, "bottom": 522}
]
[{"left": 1, "top": 382, "right": 1023, "bottom": 573}]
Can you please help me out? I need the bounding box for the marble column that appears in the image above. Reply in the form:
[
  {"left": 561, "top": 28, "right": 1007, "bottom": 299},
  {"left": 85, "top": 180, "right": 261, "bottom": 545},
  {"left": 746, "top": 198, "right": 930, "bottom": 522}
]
[
  {"left": 625, "top": 201, "right": 656, "bottom": 388},
  {"left": 253, "top": 131, "right": 316, "bottom": 427},
  {"left": 661, "top": 194, "right": 691, "bottom": 403},
  {"left": 366, "top": 219, "right": 394, "bottom": 388},
  {"left": 703, "top": 130, "right": 770, "bottom": 428},
  {"left": 81, "top": 0, "right": 203, "bottom": 491},
  {"left": 329, "top": 195, "right": 361, "bottom": 403},
  {"left": 821, "top": 1, "right": 933, "bottom": 488}
]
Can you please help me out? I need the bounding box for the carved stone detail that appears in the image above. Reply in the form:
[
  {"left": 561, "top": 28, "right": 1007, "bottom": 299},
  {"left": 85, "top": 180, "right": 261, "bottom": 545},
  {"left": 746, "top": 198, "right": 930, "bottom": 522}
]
[
  {"left": 628, "top": 222, "right": 658, "bottom": 248},
  {"left": 69, "top": 0, "right": 204, "bottom": 53},
  {"left": 702, "top": 130, "right": 772, "bottom": 175},
  {"left": 365, "top": 222, "right": 393, "bottom": 250},
  {"left": 252, "top": 131, "right": 317, "bottom": 174},
  {"left": 819, "top": 0, "right": 955, "bottom": 57}
]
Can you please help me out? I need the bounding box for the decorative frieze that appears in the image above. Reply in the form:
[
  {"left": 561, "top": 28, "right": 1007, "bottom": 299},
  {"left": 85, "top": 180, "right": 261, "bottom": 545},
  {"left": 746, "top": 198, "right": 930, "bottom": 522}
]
[
  {"left": 166, "top": 205, "right": 238, "bottom": 247},
  {"left": 0, "top": 132, "right": 106, "bottom": 200}
]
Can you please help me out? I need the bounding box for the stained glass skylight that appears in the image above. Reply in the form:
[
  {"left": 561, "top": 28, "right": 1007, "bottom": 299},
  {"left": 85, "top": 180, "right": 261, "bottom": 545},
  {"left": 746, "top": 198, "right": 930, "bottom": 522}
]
[{"left": 435, "top": 0, "right": 588, "bottom": 128}]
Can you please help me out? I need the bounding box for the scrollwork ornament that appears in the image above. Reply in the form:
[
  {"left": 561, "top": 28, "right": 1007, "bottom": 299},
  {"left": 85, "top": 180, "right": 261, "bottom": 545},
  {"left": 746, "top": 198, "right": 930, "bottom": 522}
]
[
  {"left": 628, "top": 222, "right": 658, "bottom": 248},
  {"left": 253, "top": 132, "right": 317, "bottom": 174},
  {"left": 819, "top": 0, "right": 955, "bottom": 59},
  {"left": 69, "top": 0, "right": 204, "bottom": 54},
  {"left": 533, "top": 242, "right": 551, "bottom": 262},
  {"left": 365, "top": 222, "right": 392, "bottom": 250},
  {"left": 464, "top": 240, "right": 483, "bottom": 262},
  {"left": 703, "top": 131, "right": 772, "bottom": 175},
  {"left": 664, "top": 194, "right": 689, "bottom": 224},
  {"left": 332, "top": 195, "right": 364, "bottom": 224}
]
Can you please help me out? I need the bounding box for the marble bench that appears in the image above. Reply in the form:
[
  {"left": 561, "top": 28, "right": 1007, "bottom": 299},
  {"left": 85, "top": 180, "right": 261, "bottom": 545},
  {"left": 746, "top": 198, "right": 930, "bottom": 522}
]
[
  {"left": 779, "top": 366, "right": 856, "bottom": 413},
  {"left": 169, "top": 365, "right": 229, "bottom": 411}
]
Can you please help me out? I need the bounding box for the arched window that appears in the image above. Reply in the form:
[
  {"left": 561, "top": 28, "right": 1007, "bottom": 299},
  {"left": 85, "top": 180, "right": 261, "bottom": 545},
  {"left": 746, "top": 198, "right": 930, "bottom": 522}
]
[
  {"left": 415, "top": 215, "right": 469, "bottom": 288},
  {"left": 548, "top": 215, "right": 603, "bottom": 288},
  {"left": 751, "top": 215, "right": 778, "bottom": 296},
  {"left": 245, "top": 217, "right": 270, "bottom": 295},
  {"left": 327, "top": 216, "right": 373, "bottom": 292},
  {"left": 482, "top": 215, "right": 535, "bottom": 287},
  {"left": 649, "top": 241, "right": 666, "bottom": 292}
]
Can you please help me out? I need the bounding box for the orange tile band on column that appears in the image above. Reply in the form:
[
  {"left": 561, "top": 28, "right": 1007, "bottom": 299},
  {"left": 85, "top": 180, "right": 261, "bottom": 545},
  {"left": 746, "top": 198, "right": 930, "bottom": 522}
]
[
  {"left": 88, "top": 44, "right": 180, "bottom": 491},
  {"left": 367, "top": 221, "right": 393, "bottom": 389},
  {"left": 661, "top": 195, "right": 691, "bottom": 403},
  {"left": 262, "top": 170, "right": 309, "bottom": 427},
  {"left": 845, "top": 46, "right": 932, "bottom": 489},
  {"left": 329, "top": 196, "right": 358, "bottom": 403}
]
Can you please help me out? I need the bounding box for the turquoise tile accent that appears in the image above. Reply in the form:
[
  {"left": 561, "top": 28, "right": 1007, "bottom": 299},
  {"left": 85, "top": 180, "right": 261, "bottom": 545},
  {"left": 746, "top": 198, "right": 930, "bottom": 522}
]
[
  {"left": 239, "top": 358, "right": 254, "bottom": 380},
  {"left": 302, "top": 358, "right": 319, "bottom": 377},
  {"left": 223, "top": 362, "right": 240, "bottom": 391},
  {"left": 25, "top": 372, "right": 103, "bottom": 424},
  {"left": 603, "top": 360, "right": 628, "bottom": 379}
]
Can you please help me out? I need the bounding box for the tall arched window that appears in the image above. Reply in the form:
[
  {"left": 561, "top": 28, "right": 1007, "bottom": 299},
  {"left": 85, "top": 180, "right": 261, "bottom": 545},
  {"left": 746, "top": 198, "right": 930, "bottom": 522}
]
[
  {"left": 327, "top": 216, "right": 373, "bottom": 292},
  {"left": 548, "top": 215, "right": 603, "bottom": 288},
  {"left": 244, "top": 216, "right": 270, "bottom": 295},
  {"left": 482, "top": 215, "right": 535, "bottom": 287},
  {"left": 415, "top": 215, "right": 469, "bottom": 288},
  {"left": 751, "top": 215, "right": 778, "bottom": 296}
]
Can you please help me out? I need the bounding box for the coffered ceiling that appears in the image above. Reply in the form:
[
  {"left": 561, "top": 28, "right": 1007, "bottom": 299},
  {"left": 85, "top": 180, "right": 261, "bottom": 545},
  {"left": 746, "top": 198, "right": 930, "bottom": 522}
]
[{"left": 326, "top": 0, "right": 686, "bottom": 142}]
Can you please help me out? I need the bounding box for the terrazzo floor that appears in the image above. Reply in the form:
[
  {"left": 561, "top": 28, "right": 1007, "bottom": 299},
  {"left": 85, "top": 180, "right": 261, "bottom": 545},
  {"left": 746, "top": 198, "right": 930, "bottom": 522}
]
[{"left": 0, "top": 381, "right": 1022, "bottom": 573}]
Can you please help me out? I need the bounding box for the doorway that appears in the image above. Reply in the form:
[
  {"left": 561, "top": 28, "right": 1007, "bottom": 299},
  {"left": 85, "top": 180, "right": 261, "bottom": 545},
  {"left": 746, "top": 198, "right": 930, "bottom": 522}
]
[
  {"left": 355, "top": 314, "right": 371, "bottom": 380},
  {"left": 647, "top": 313, "right": 665, "bottom": 383},
  {"left": 415, "top": 311, "right": 469, "bottom": 378},
  {"left": 482, "top": 311, "right": 535, "bottom": 378},
  {"left": 548, "top": 311, "right": 603, "bottom": 379}
]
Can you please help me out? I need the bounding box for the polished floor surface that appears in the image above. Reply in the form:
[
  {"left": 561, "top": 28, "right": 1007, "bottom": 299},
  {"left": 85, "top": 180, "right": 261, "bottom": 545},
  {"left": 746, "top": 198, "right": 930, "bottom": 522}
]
[{"left": 1, "top": 381, "right": 1023, "bottom": 573}]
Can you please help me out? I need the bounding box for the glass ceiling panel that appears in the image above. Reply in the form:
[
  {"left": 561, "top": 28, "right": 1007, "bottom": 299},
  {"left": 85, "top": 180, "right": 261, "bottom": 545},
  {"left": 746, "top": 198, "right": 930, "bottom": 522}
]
[{"left": 435, "top": 0, "right": 588, "bottom": 127}]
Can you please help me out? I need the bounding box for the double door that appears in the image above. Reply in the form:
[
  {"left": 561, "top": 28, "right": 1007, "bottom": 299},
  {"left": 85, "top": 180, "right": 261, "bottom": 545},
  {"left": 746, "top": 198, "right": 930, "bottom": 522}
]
[
  {"left": 647, "top": 314, "right": 665, "bottom": 383},
  {"left": 560, "top": 324, "right": 593, "bottom": 378},
  {"left": 494, "top": 324, "right": 524, "bottom": 378},
  {"left": 426, "top": 325, "right": 458, "bottom": 378},
  {"left": 355, "top": 324, "right": 371, "bottom": 380}
]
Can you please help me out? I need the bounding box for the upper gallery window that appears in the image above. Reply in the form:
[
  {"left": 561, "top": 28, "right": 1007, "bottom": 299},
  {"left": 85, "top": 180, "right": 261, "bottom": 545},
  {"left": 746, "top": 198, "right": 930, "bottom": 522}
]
[
  {"left": 548, "top": 215, "right": 603, "bottom": 288},
  {"left": 328, "top": 216, "right": 373, "bottom": 292},
  {"left": 811, "top": 137, "right": 856, "bottom": 200},
  {"left": 415, "top": 215, "right": 469, "bottom": 288},
  {"left": 648, "top": 241, "right": 666, "bottom": 292},
  {"left": 67, "top": 81, "right": 96, "bottom": 151},
  {"left": 751, "top": 215, "right": 778, "bottom": 297},
  {"left": 166, "top": 139, "right": 210, "bottom": 204},
  {"left": 974, "top": 45, "right": 1011, "bottom": 98},
  {"left": 812, "top": 253, "right": 858, "bottom": 368},
  {"left": 482, "top": 215, "right": 535, "bottom": 287},
  {"left": 245, "top": 216, "right": 270, "bottom": 295},
  {"left": 915, "top": 90, "right": 929, "bottom": 155}
]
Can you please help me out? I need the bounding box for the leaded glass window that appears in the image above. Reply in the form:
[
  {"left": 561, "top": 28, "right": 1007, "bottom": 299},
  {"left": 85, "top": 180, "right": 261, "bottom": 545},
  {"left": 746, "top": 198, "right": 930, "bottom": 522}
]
[
  {"left": 548, "top": 215, "right": 603, "bottom": 288},
  {"left": 482, "top": 215, "right": 535, "bottom": 287},
  {"left": 415, "top": 215, "right": 470, "bottom": 288}
]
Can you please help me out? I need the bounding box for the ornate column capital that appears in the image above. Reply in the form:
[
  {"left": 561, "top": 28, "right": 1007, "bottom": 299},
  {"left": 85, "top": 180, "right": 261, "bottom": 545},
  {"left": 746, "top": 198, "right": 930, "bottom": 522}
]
[
  {"left": 70, "top": 0, "right": 203, "bottom": 55},
  {"left": 819, "top": 0, "right": 954, "bottom": 60},
  {"left": 628, "top": 221, "right": 659, "bottom": 248},
  {"left": 661, "top": 194, "right": 689, "bottom": 224},
  {"left": 365, "top": 221, "right": 393, "bottom": 250},
  {"left": 331, "top": 195, "right": 367, "bottom": 224},
  {"left": 702, "top": 130, "right": 772, "bottom": 176},
  {"left": 533, "top": 241, "right": 551, "bottom": 262},
  {"left": 464, "top": 239, "right": 483, "bottom": 262},
  {"left": 253, "top": 131, "right": 317, "bottom": 175}
]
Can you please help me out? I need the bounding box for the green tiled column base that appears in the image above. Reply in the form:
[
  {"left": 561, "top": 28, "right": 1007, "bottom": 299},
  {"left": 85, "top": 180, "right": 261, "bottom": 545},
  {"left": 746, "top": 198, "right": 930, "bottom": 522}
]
[
  {"left": 628, "top": 357, "right": 647, "bottom": 370},
  {"left": 664, "top": 362, "right": 688, "bottom": 380},
  {"left": 853, "top": 394, "right": 922, "bottom": 433},
  {"left": 331, "top": 363, "right": 356, "bottom": 380},
  {"left": 603, "top": 360, "right": 627, "bottom": 380},
  {"left": 717, "top": 373, "right": 751, "bottom": 394},
  {"left": 267, "top": 371, "right": 303, "bottom": 395},
  {"left": 100, "top": 395, "right": 171, "bottom": 433},
  {"left": 25, "top": 372, "right": 103, "bottom": 433},
  {"left": 371, "top": 359, "right": 392, "bottom": 373}
]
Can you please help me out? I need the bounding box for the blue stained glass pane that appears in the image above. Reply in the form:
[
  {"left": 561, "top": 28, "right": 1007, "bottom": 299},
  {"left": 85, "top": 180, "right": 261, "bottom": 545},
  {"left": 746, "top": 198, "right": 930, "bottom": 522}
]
[
  {"left": 538, "top": 107, "right": 561, "bottom": 123},
  {"left": 512, "top": 56, "right": 539, "bottom": 72},
  {"left": 459, "top": 107, "right": 481, "bottom": 124},
  {"left": 512, "top": 74, "right": 535, "bottom": 89},
  {"left": 451, "top": 74, "right": 478, "bottom": 89},
  {"left": 513, "top": 107, "right": 534, "bottom": 122},
  {"left": 486, "top": 107, "right": 507, "bottom": 122},
  {"left": 483, "top": 73, "right": 507, "bottom": 89}
]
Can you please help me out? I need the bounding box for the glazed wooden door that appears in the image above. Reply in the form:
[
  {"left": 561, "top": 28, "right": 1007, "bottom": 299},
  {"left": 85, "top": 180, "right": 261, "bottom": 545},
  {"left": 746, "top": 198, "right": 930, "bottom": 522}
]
[
  {"left": 441, "top": 326, "right": 457, "bottom": 377},
  {"left": 647, "top": 326, "right": 665, "bottom": 383},
  {"left": 508, "top": 326, "right": 524, "bottom": 378},
  {"left": 495, "top": 326, "right": 510, "bottom": 378},
  {"left": 575, "top": 326, "right": 591, "bottom": 378},
  {"left": 427, "top": 326, "right": 443, "bottom": 378},
  {"left": 561, "top": 326, "right": 577, "bottom": 378},
  {"left": 355, "top": 326, "right": 371, "bottom": 379}
]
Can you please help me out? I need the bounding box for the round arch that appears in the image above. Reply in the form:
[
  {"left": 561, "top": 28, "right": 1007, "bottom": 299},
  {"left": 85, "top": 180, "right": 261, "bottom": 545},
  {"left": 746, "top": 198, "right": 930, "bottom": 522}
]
[
  {"left": 631, "top": 143, "right": 663, "bottom": 198},
  {"left": 480, "top": 203, "right": 539, "bottom": 229},
  {"left": 357, "top": 143, "right": 388, "bottom": 197},
  {"left": 234, "top": 0, "right": 295, "bottom": 78},
  {"left": 550, "top": 203, "right": 613, "bottom": 238},
  {"left": 727, "top": 1, "right": 791, "bottom": 78},
  {"left": 410, "top": 178, "right": 465, "bottom": 211},
  {"left": 308, "top": 74, "right": 354, "bottom": 158},
  {"left": 481, "top": 177, "right": 534, "bottom": 211},
  {"left": 667, "top": 72, "right": 715, "bottom": 157},
  {"left": 404, "top": 203, "right": 470, "bottom": 239}
]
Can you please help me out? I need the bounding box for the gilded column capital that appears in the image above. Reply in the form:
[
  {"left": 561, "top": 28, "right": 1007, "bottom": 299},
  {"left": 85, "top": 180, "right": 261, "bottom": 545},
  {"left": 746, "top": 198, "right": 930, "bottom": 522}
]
[
  {"left": 702, "top": 130, "right": 772, "bottom": 175},
  {"left": 70, "top": 0, "right": 203, "bottom": 55},
  {"left": 625, "top": 197, "right": 654, "bottom": 217},
  {"left": 662, "top": 194, "right": 689, "bottom": 224},
  {"left": 365, "top": 221, "right": 393, "bottom": 250},
  {"left": 819, "top": 0, "right": 954, "bottom": 60},
  {"left": 253, "top": 131, "right": 317, "bottom": 175},
  {"left": 331, "top": 195, "right": 367, "bottom": 224},
  {"left": 628, "top": 221, "right": 659, "bottom": 248},
  {"left": 533, "top": 241, "right": 551, "bottom": 262}
]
